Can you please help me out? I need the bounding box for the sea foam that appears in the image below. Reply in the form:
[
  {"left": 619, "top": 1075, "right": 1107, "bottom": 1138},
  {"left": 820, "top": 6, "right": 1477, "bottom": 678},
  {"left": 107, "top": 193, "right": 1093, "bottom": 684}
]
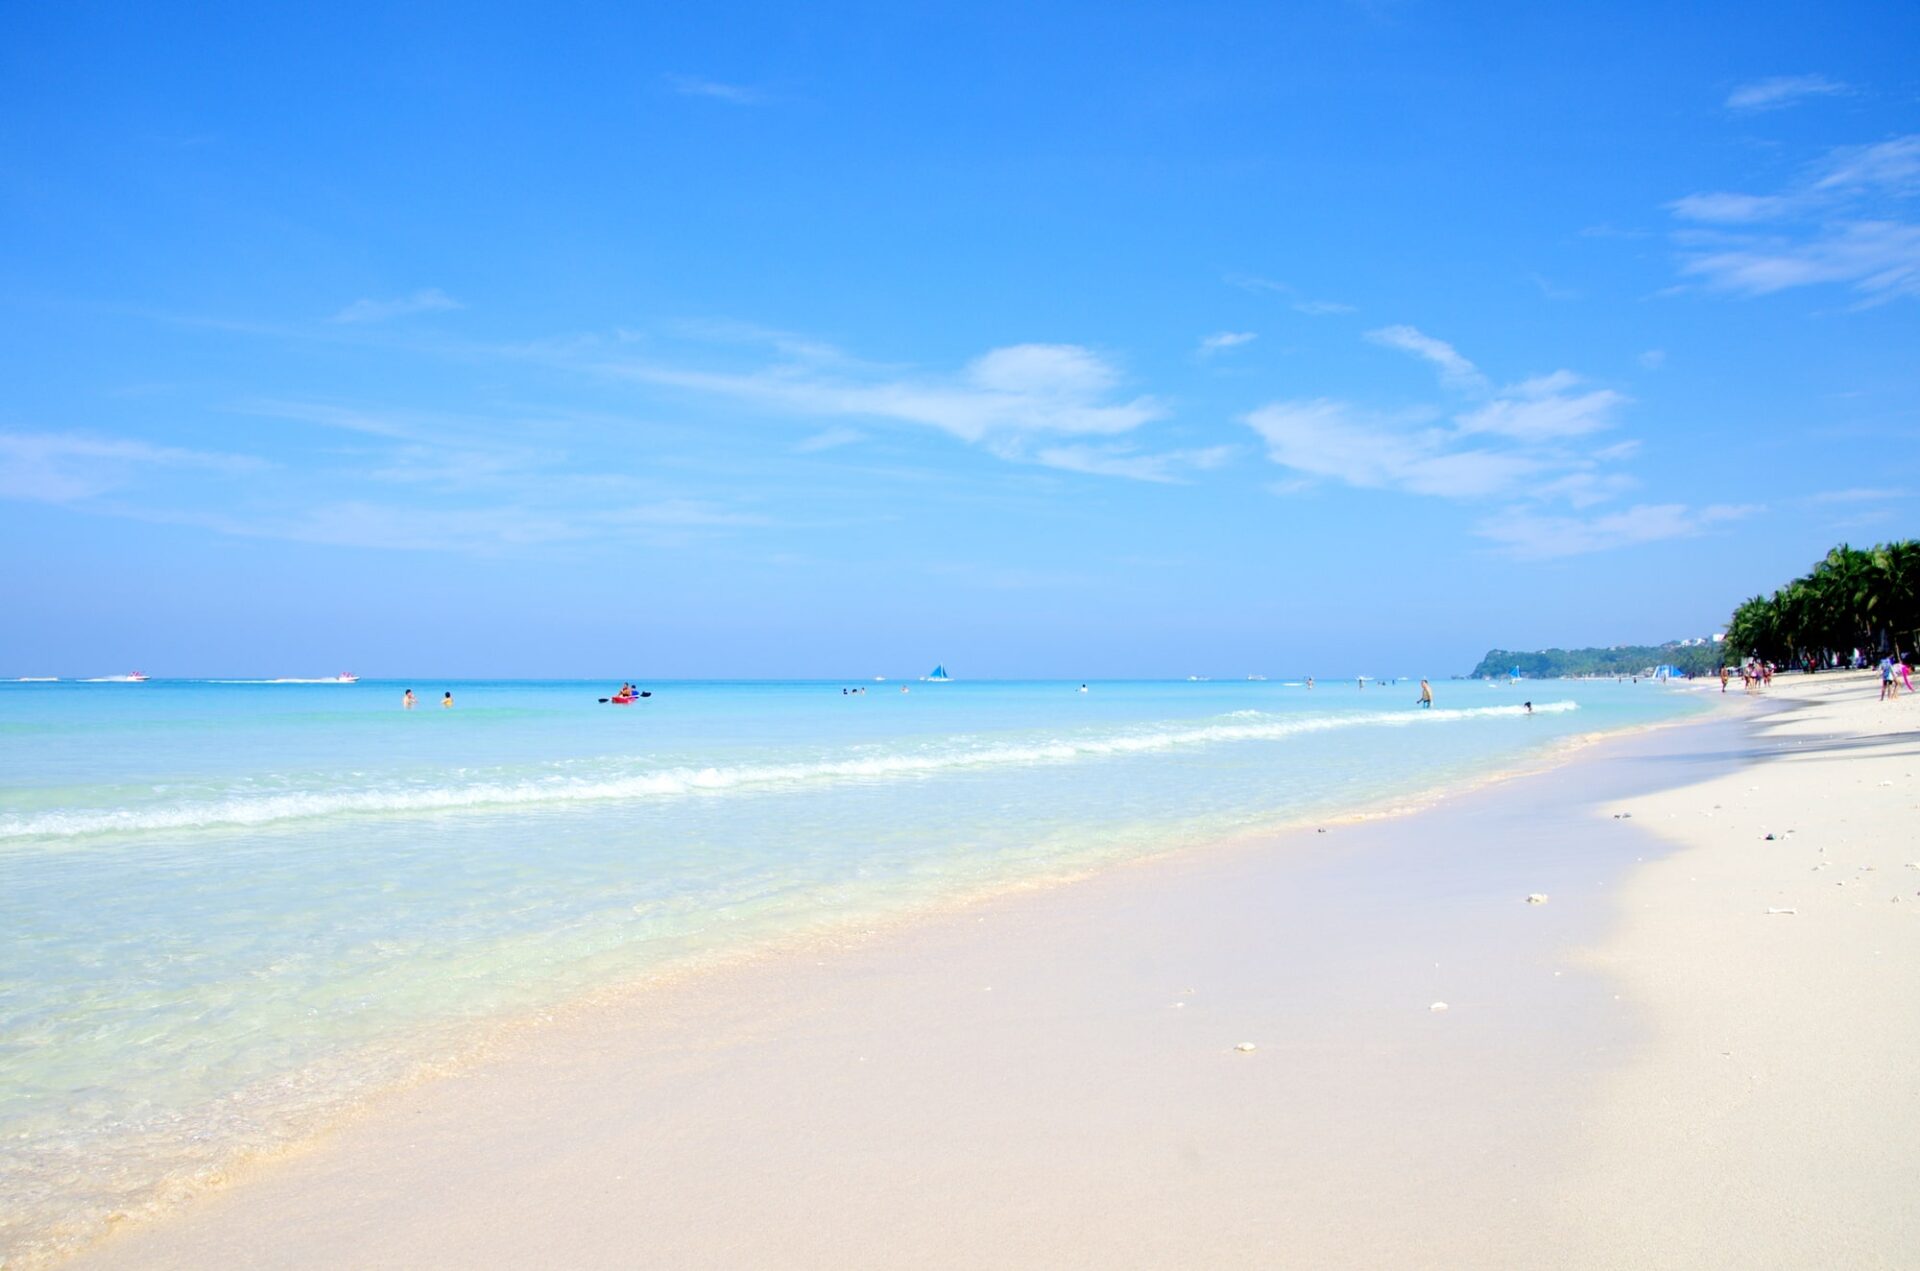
[{"left": 0, "top": 701, "right": 1575, "bottom": 841}]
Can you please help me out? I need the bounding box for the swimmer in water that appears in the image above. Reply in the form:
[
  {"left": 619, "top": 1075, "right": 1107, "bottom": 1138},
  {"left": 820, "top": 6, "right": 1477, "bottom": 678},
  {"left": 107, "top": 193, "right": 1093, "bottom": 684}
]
[
  {"left": 1523, "top": 700, "right": 1533, "bottom": 714},
  {"left": 442, "top": 691, "right": 453, "bottom": 708},
  {"left": 402, "top": 689, "right": 415, "bottom": 710}
]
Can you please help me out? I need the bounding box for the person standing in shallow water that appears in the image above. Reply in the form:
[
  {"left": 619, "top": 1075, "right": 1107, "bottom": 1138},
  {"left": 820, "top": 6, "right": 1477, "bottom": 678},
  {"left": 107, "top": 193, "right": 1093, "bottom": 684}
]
[
  {"left": 402, "top": 689, "right": 415, "bottom": 710},
  {"left": 442, "top": 691, "right": 453, "bottom": 709},
  {"left": 1418, "top": 679, "right": 1434, "bottom": 709}
]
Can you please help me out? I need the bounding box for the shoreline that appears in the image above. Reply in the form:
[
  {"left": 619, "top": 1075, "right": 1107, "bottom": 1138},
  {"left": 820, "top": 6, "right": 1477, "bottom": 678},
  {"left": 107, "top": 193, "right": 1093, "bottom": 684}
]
[
  {"left": 52, "top": 690, "right": 1809, "bottom": 1269},
  {"left": 4, "top": 690, "right": 1715, "bottom": 1269}
]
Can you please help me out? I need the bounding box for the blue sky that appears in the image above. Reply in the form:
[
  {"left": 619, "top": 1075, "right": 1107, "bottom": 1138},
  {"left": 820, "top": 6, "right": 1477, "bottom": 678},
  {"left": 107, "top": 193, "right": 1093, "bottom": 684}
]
[{"left": 2, "top": 1, "right": 1916, "bottom": 677}]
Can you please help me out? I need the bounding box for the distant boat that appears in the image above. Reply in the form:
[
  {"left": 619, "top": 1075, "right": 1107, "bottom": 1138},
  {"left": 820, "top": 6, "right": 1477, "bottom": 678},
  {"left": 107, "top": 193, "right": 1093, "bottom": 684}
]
[
  {"left": 1247, "top": 674, "right": 1267, "bottom": 681},
  {"left": 16, "top": 676, "right": 58, "bottom": 682},
  {"left": 922, "top": 664, "right": 952, "bottom": 682},
  {"left": 83, "top": 672, "right": 148, "bottom": 683},
  {"left": 266, "top": 675, "right": 358, "bottom": 684}
]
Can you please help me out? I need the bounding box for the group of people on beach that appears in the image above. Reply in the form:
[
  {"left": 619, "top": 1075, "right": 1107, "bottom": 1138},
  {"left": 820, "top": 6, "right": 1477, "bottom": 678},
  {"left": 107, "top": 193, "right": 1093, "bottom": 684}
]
[
  {"left": 1715, "top": 653, "right": 1916, "bottom": 702},
  {"left": 1722, "top": 660, "right": 1776, "bottom": 693}
]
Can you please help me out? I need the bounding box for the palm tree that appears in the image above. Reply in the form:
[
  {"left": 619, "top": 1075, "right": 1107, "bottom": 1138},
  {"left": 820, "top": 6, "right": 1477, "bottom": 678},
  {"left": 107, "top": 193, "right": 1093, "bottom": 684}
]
[{"left": 1722, "top": 541, "right": 1920, "bottom": 667}]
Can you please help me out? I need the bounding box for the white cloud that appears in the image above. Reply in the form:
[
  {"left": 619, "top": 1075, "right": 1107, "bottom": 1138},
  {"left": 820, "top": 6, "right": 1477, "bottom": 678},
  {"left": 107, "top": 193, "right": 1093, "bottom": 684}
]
[
  {"left": 1225, "top": 274, "right": 1353, "bottom": 315},
  {"left": 1801, "top": 487, "right": 1908, "bottom": 505},
  {"left": 1027, "top": 443, "right": 1235, "bottom": 484},
  {"left": 0, "top": 431, "right": 266, "bottom": 503},
  {"left": 966, "top": 343, "right": 1117, "bottom": 397},
  {"left": 331, "top": 289, "right": 461, "bottom": 324},
  {"left": 1668, "top": 192, "right": 1798, "bottom": 223},
  {"left": 1814, "top": 135, "right": 1920, "bottom": 194},
  {"left": 1726, "top": 75, "right": 1847, "bottom": 112},
  {"left": 793, "top": 426, "right": 865, "bottom": 453},
  {"left": 1530, "top": 471, "right": 1639, "bottom": 509},
  {"left": 1364, "top": 324, "right": 1487, "bottom": 390},
  {"left": 585, "top": 341, "right": 1166, "bottom": 446},
  {"left": 1243, "top": 399, "right": 1542, "bottom": 499},
  {"left": 1639, "top": 349, "right": 1667, "bottom": 369},
  {"left": 1199, "top": 331, "right": 1257, "bottom": 354},
  {"left": 1666, "top": 134, "right": 1920, "bottom": 302},
  {"left": 664, "top": 75, "right": 765, "bottom": 105},
  {"left": 1506, "top": 370, "right": 1583, "bottom": 397},
  {"left": 1243, "top": 329, "right": 1660, "bottom": 553},
  {"left": 1475, "top": 503, "right": 1757, "bottom": 559},
  {"left": 1456, "top": 386, "right": 1628, "bottom": 442},
  {"left": 1246, "top": 330, "right": 1638, "bottom": 503},
  {"left": 1679, "top": 219, "right": 1920, "bottom": 300}
]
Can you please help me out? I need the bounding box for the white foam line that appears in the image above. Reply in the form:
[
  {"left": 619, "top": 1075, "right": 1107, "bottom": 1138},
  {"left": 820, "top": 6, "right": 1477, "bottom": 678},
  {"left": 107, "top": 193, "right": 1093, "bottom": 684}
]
[{"left": 0, "top": 702, "right": 1577, "bottom": 841}]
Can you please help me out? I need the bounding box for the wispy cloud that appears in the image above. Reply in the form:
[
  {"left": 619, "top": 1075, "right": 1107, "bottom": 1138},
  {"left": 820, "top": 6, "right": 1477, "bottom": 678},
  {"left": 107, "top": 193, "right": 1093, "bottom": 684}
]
[
  {"left": 1474, "top": 503, "right": 1757, "bottom": 559},
  {"left": 1026, "top": 442, "right": 1234, "bottom": 484},
  {"left": 664, "top": 74, "right": 766, "bottom": 105},
  {"left": 1243, "top": 330, "right": 1692, "bottom": 555},
  {"left": 1638, "top": 349, "right": 1667, "bottom": 370},
  {"left": 1668, "top": 192, "right": 1799, "bottom": 223},
  {"left": 1364, "top": 324, "right": 1487, "bottom": 390},
  {"left": 1667, "top": 134, "right": 1920, "bottom": 302},
  {"left": 793, "top": 426, "right": 865, "bottom": 454},
  {"left": 1456, "top": 374, "right": 1628, "bottom": 442},
  {"left": 1245, "top": 399, "right": 1542, "bottom": 499},
  {"left": 1198, "top": 331, "right": 1257, "bottom": 354},
  {"left": 1800, "top": 486, "right": 1909, "bottom": 505},
  {"left": 1680, "top": 220, "right": 1920, "bottom": 300},
  {"left": 1726, "top": 74, "right": 1848, "bottom": 112},
  {"left": 1815, "top": 135, "right": 1920, "bottom": 194},
  {"left": 570, "top": 338, "right": 1168, "bottom": 450},
  {"left": 331, "top": 288, "right": 461, "bottom": 324},
  {"left": 1528, "top": 272, "right": 1580, "bottom": 301},
  {"left": 1225, "top": 273, "right": 1292, "bottom": 294},
  {"left": 0, "top": 431, "right": 267, "bottom": 503},
  {"left": 1224, "top": 275, "right": 1354, "bottom": 315}
]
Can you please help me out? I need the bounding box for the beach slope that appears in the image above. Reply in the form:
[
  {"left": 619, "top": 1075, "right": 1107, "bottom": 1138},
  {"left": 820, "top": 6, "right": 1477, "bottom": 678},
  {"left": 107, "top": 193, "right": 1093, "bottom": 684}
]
[{"left": 69, "top": 679, "right": 1916, "bottom": 1268}]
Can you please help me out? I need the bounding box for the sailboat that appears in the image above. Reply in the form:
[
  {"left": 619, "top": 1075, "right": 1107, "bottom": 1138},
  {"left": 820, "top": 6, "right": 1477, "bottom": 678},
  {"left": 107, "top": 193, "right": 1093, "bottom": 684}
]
[{"left": 922, "top": 664, "right": 953, "bottom": 682}]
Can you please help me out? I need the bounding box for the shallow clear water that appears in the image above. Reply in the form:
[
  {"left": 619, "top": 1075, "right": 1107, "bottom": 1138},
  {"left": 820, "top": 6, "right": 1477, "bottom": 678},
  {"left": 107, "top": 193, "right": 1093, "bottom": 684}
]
[{"left": 0, "top": 676, "right": 1704, "bottom": 1259}]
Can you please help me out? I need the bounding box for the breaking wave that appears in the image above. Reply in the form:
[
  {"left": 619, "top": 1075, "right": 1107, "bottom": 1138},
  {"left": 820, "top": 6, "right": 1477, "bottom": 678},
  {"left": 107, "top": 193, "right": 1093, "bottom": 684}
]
[{"left": 0, "top": 701, "right": 1576, "bottom": 841}]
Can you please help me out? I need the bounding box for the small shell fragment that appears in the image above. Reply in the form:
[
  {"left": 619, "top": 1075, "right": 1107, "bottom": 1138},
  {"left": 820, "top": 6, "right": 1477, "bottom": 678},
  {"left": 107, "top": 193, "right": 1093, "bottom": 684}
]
[
  {"left": 1429, "top": 1001, "right": 1449, "bottom": 1012},
  {"left": 1765, "top": 907, "right": 1797, "bottom": 915},
  {"left": 1525, "top": 893, "right": 1549, "bottom": 905},
  {"left": 1234, "top": 1042, "right": 1257, "bottom": 1052}
]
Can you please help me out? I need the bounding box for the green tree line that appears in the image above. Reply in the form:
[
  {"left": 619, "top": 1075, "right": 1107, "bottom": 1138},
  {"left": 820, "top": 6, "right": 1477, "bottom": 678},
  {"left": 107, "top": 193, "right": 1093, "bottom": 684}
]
[
  {"left": 1724, "top": 542, "right": 1920, "bottom": 667},
  {"left": 1467, "top": 644, "right": 1718, "bottom": 680}
]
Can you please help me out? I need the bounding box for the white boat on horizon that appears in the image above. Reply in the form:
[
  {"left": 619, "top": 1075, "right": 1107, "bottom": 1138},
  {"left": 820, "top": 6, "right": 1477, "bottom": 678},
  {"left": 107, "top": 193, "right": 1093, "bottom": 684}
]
[{"left": 83, "top": 672, "right": 149, "bottom": 683}]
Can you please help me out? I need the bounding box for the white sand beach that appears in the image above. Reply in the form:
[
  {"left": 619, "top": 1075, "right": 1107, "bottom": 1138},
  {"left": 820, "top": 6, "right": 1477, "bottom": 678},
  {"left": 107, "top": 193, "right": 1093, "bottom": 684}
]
[{"left": 65, "top": 673, "right": 1917, "bottom": 1269}]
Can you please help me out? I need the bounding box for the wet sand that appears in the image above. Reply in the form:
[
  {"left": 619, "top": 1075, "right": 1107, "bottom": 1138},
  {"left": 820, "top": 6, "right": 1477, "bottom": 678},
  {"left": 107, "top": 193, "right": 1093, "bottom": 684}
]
[{"left": 67, "top": 678, "right": 1914, "bottom": 1268}]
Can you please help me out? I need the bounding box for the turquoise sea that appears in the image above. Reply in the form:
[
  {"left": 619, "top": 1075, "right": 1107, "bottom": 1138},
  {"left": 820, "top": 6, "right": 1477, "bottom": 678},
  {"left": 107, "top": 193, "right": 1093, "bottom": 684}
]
[{"left": 0, "top": 676, "right": 1706, "bottom": 1261}]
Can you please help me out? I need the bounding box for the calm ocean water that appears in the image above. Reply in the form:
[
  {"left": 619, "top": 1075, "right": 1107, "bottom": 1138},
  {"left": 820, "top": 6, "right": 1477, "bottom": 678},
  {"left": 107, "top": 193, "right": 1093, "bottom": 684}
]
[{"left": 0, "top": 676, "right": 1705, "bottom": 1260}]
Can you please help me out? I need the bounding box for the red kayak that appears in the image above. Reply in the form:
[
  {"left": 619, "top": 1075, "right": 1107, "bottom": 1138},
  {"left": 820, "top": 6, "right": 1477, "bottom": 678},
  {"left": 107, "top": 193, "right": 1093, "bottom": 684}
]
[{"left": 610, "top": 694, "right": 637, "bottom": 705}]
